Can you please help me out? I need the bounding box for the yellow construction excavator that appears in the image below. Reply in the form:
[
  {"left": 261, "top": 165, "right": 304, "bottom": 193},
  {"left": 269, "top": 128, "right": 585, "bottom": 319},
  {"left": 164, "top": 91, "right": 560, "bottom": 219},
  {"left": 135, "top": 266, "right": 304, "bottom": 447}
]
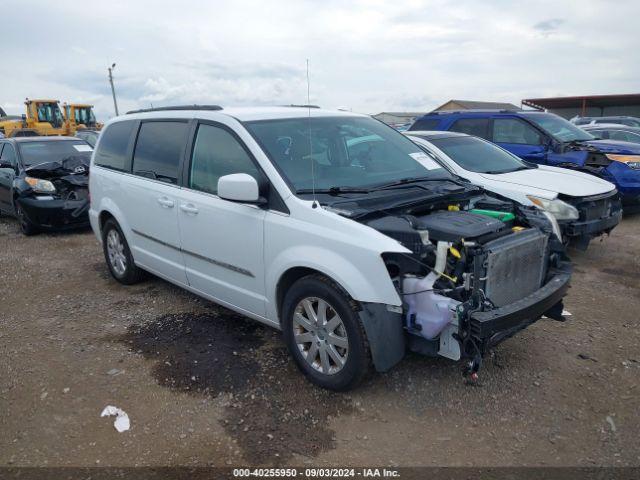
[{"left": 0, "top": 99, "right": 100, "bottom": 137}]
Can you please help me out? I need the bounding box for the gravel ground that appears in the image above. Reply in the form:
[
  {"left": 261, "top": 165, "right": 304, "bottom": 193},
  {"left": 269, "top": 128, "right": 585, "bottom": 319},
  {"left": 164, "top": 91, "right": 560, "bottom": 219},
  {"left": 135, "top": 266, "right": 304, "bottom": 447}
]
[{"left": 0, "top": 213, "right": 639, "bottom": 467}]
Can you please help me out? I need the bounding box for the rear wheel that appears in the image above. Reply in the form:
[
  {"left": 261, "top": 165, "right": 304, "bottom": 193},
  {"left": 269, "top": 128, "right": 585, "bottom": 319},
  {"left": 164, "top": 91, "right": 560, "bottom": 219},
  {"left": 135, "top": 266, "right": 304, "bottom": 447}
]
[
  {"left": 15, "top": 203, "right": 38, "bottom": 236},
  {"left": 102, "top": 218, "right": 143, "bottom": 285},
  {"left": 282, "top": 275, "right": 370, "bottom": 391}
]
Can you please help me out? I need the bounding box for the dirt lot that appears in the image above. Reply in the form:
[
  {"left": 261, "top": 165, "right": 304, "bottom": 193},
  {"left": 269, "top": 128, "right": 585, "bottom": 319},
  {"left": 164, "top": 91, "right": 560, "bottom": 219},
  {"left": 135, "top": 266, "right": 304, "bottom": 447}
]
[{"left": 1, "top": 213, "right": 639, "bottom": 468}]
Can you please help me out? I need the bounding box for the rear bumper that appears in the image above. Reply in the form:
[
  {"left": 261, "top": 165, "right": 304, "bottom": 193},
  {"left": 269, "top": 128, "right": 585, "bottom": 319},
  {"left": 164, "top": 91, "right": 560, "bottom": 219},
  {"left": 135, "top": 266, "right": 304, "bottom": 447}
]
[
  {"left": 470, "top": 264, "right": 571, "bottom": 351},
  {"left": 18, "top": 196, "right": 90, "bottom": 230}
]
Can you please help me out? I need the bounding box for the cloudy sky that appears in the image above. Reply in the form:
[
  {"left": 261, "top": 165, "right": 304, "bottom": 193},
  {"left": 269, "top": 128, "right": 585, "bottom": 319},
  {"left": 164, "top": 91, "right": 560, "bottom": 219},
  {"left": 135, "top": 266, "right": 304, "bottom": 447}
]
[{"left": 2, "top": 0, "right": 639, "bottom": 120}]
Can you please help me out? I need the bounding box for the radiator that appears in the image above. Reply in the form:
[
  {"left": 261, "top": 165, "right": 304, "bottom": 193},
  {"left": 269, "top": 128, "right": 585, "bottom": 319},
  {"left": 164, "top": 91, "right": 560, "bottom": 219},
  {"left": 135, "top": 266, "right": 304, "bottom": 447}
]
[{"left": 482, "top": 229, "right": 548, "bottom": 308}]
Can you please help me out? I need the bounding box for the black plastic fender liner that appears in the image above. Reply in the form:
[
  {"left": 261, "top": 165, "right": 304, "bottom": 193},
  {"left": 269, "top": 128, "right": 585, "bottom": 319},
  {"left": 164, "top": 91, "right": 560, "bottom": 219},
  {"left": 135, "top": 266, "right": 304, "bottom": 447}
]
[{"left": 358, "top": 303, "right": 406, "bottom": 372}]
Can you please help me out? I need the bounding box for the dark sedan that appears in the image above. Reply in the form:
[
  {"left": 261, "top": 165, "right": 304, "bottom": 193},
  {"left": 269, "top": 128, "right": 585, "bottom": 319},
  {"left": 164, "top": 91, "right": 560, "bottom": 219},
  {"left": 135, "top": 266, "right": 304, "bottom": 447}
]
[
  {"left": 75, "top": 129, "right": 100, "bottom": 147},
  {"left": 0, "top": 136, "right": 92, "bottom": 235}
]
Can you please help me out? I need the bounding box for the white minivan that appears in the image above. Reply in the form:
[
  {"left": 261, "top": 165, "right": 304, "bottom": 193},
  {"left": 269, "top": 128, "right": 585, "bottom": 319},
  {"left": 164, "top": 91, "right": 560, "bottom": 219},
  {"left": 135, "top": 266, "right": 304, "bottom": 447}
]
[{"left": 90, "top": 106, "right": 571, "bottom": 390}]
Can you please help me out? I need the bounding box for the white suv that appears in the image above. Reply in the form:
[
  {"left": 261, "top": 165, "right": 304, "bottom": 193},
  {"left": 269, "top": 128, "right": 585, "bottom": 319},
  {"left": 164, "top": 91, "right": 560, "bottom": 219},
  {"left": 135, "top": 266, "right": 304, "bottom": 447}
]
[{"left": 89, "top": 106, "right": 571, "bottom": 390}]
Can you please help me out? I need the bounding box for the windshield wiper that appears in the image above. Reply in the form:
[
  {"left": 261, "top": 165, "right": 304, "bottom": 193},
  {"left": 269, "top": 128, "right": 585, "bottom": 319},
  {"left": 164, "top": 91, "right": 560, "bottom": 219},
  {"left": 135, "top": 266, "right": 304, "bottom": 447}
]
[
  {"left": 372, "top": 176, "right": 439, "bottom": 190},
  {"left": 484, "top": 166, "right": 531, "bottom": 174},
  {"left": 296, "top": 186, "right": 371, "bottom": 195}
]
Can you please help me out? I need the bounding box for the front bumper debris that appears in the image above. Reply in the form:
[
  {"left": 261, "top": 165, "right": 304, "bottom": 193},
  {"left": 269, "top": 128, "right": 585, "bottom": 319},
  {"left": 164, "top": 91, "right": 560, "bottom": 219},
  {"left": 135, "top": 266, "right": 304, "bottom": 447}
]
[
  {"left": 17, "top": 196, "right": 90, "bottom": 230},
  {"left": 469, "top": 264, "right": 571, "bottom": 352}
]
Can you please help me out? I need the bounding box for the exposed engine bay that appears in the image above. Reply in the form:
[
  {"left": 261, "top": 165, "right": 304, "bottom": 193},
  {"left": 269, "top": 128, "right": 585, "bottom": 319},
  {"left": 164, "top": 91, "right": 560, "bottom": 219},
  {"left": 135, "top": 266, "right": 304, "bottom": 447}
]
[{"left": 323, "top": 182, "right": 571, "bottom": 375}]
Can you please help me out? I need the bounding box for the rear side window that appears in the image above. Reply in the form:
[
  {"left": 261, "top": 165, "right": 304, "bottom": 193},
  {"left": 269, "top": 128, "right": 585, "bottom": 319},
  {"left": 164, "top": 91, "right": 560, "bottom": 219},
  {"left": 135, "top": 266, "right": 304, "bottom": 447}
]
[
  {"left": 94, "top": 120, "right": 135, "bottom": 171},
  {"left": 410, "top": 118, "right": 440, "bottom": 131},
  {"left": 189, "top": 124, "right": 260, "bottom": 195},
  {"left": 492, "top": 118, "right": 543, "bottom": 145},
  {"left": 449, "top": 118, "right": 490, "bottom": 139},
  {"left": 132, "top": 121, "right": 188, "bottom": 184}
]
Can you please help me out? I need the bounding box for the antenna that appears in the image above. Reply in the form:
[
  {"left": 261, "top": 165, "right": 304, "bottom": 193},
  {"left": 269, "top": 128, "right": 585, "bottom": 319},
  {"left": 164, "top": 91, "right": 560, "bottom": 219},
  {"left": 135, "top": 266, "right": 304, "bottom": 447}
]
[{"left": 306, "top": 59, "right": 318, "bottom": 208}]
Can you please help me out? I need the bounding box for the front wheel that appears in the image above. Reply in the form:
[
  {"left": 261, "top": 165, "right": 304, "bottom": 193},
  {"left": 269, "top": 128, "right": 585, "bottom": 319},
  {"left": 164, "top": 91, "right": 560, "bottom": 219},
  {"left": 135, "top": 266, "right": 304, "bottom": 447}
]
[
  {"left": 102, "top": 218, "right": 143, "bottom": 285},
  {"left": 15, "top": 203, "right": 38, "bottom": 236},
  {"left": 282, "top": 275, "right": 371, "bottom": 391}
]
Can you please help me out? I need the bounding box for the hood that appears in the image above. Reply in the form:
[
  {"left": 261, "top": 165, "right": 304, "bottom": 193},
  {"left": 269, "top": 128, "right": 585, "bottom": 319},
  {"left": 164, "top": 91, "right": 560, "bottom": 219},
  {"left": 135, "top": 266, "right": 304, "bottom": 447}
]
[
  {"left": 25, "top": 155, "right": 90, "bottom": 180},
  {"left": 479, "top": 165, "right": 615, "bottom": 198},
  {"left": 582, "top": 139, "right": 640, "bottom": 155},
  {"left": 319, "top": 180, "right": 483, "bottom": 219}
]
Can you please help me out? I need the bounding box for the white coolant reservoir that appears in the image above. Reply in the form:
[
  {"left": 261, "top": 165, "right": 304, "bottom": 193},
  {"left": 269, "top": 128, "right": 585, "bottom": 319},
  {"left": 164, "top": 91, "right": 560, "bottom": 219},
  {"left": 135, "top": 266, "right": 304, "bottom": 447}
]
[{"left": 403, "top": 272, "right": 460, "bottom": 339}]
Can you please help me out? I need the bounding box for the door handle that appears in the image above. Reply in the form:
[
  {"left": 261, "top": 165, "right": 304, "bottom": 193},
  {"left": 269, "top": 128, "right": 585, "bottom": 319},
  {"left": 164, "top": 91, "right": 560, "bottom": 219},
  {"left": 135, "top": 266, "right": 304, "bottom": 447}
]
[
  {"left": 157, "top": 196, "right": 175, "bottom": 208},
  {"left": 180, "top": 203, "right": 199, "bottom": 215}
]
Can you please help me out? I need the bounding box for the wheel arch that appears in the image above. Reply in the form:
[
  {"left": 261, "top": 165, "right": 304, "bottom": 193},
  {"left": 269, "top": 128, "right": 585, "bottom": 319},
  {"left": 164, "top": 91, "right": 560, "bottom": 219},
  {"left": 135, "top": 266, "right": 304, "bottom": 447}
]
[
  {"left": 93, "top": 198, "right": 133, "bottom": 245},
  {"left": 268, "top": 247, "right": 402, "bottom": 326}
]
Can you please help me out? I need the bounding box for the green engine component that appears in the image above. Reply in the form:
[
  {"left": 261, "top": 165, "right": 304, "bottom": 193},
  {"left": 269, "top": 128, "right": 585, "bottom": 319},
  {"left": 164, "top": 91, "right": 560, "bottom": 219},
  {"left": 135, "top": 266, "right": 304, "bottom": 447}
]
[{"left": 470, "top": 209, "right": 516, "bottom": 222}]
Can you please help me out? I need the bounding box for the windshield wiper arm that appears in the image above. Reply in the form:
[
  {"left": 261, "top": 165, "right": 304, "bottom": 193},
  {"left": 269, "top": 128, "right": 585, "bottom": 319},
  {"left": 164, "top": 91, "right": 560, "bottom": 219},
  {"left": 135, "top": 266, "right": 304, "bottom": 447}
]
[
  {"left": 484, "top": 166, "right": 531, "bottom": 174},
  {"left": 296, "top": 186, "right": 371, "bottom": 195},
  {"left": 372, "top": 176, "right": 438, "bottom": 190}
]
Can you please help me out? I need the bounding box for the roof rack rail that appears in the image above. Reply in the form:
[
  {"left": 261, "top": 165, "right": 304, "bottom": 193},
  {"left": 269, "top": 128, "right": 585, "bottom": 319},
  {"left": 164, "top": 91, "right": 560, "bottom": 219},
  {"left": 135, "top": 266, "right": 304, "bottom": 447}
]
[
  {"left": 430, "top": 108, "right": 522, "bottom": 115},
  {"left": 126, "top": 105, "right": 223, "bottom": 114},
  {"left": 283, "top": 104, "right": 321, "bottom": 109}
]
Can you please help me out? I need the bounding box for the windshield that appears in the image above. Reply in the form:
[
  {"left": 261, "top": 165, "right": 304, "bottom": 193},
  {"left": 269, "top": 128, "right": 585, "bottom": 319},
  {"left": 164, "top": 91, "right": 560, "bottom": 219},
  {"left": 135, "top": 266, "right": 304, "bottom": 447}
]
[
  {"left": 427, "top": 135, "right": 529, "bottom": 174},
  {"left": 18, "top": 141, "right": 93, "bottom": 167},
  {"left": 524, "top": 113, "right": 594, "bottom": 142},
  {"left": 245, "top": 116, "right": 451, "bottom": 192},
  {"left": 75, "top": 107, "right": 96, "bottom": 125},
  {"left": 36, "top": 103, "right": 64, "bottom": 127}
]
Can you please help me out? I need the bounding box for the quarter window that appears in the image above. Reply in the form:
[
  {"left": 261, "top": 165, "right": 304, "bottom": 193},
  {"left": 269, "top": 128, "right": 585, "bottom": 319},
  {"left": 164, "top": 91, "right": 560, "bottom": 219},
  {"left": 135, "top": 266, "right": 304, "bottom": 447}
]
[
  {"left": 189, "top": 124, "right": 260, "bottom": 195},
  {"left": 449, "top": 118, "right": 490, "bottom": 139},
  {"left": 94, "top": 120, "right": 135, "bottom": 171},
  {"left": 492, "top": 118, "right": 543, "bottom": 145},
  {"left": 132, "top": 121, "right": 188, "bottom": 184}
]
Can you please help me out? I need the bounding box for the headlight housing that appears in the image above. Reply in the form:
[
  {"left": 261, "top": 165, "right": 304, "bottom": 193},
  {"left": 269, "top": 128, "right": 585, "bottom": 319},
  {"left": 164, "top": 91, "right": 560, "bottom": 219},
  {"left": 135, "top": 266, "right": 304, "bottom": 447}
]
[
  {"left": 526, "top": 195, "right": 579, "bottom": 221},
  {"left": 605, "top": 154, "right": 640, "bottom": 170},
  {"left": 25, "top": 177, "right": 56, "bottom": 193}
]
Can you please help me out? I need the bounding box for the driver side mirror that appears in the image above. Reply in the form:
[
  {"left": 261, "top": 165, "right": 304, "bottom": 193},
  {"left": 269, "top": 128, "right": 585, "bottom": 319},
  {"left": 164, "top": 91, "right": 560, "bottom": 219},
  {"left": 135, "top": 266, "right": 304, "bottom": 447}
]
[
  {"left": 217, "top": 173, "right": 267, "bottom": 205},
  {"left": 0, "top": 160, "right": 13, "bottom": 170}
]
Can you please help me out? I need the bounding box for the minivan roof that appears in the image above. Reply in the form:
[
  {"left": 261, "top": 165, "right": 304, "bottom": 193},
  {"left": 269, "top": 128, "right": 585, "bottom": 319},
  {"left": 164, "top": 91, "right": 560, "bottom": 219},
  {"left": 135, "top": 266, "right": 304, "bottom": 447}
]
[{"left": 118, "top": 106, "right": 366, "bottom": 123}]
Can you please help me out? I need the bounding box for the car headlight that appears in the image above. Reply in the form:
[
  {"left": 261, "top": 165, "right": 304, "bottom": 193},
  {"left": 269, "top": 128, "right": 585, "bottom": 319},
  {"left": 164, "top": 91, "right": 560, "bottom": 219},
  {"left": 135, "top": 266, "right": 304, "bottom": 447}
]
[
  {"left": 25, "top": 177, "right": 56, "bottom": 193},
  {"left": 526, "top": 195, "right": 579, "bottom": 220},
  {"left": 605, "top": 154, "right": 640, "bottom": 170}
]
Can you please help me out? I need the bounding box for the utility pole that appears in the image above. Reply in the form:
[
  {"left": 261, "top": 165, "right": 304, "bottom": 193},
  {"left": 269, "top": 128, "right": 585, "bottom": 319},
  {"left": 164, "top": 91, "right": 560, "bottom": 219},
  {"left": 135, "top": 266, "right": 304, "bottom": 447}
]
[{"left": 108, "top": 63, "right": 119, "bottom": 116}]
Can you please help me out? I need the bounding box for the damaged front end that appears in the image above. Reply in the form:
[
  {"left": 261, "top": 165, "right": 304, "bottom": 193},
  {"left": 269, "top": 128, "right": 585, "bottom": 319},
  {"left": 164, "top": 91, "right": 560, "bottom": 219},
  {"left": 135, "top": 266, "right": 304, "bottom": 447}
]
[
  {"left": 16, "top": 156, "right": 90, "bottom": 229},
  {"left": 340, "top": 189, "right": 571, "bottom": 376}
]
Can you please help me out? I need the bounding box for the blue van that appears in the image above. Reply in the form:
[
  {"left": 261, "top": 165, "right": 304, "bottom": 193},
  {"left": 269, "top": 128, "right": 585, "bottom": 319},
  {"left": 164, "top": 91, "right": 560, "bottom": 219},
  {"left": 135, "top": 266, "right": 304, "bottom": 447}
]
[{"left": 409, "top": 110, "right": 640, "bottom": 210}]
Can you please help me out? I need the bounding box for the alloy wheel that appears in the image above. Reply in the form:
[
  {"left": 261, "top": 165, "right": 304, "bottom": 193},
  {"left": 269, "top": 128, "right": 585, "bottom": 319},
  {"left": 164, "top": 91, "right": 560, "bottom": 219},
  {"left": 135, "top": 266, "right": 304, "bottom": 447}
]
[
  {"left": 293, "top": 297, "right": 349, "bottom": 375},
  {"left": 106, "top": 229, "right": 127, "bottom": 276}
]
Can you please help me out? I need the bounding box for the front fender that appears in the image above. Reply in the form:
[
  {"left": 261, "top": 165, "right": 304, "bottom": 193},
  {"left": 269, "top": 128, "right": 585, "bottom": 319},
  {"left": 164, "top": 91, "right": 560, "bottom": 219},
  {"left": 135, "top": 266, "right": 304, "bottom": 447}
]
[{"left": 266, "top": 245, "right": 402, "bottom": 323}]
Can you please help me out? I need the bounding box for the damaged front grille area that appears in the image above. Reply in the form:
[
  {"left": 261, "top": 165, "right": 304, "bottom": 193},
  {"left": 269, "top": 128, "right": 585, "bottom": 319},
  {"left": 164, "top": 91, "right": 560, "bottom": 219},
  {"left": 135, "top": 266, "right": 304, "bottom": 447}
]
[
  {"left": 561, "top": 191, "right": 620, "bottom": 222},
  {"left": 481, "top": 229, "right": 548, "bottom": 308},
  {"left": 584, "top": 152, "right": 611, "bottom": 168},
  {"left": 51, "top": 178, "right": 89, "bottom": 201}
]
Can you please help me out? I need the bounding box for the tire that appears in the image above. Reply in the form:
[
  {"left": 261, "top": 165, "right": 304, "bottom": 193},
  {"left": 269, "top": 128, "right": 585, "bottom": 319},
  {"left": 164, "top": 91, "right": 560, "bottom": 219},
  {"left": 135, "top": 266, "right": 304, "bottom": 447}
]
[
  {"left": 15, "top": 203, "right": 39, "bottom": 236},
  {"left": 281, "top": 274, "right": 371, "bottom": 391},
  {"left": 102, "top": 218, "right": 143, "bottom": 285}
]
